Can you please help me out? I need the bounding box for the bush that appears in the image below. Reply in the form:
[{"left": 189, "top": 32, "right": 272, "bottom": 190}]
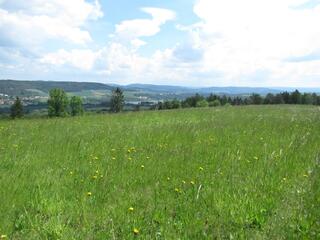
[
  {"left": 196, "top": 100, "right": 209, "bottom": 108},
  {"left": 209, "top": 99, "right": 221, "bottom": 107}
]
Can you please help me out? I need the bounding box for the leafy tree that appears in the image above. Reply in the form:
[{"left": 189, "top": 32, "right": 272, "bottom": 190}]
[
  {"left": 250, "top": 94, "right": 263, "bottom": 105},
  {"left": 110, "top": 87, "right": 124, "bottom": 113},
  {"left": 10, "top": 97, "right": 23, "bottom": 119},
  {"left": 209, "top": 99, "right": 221, "bottom": 107},
  {"left": 182, "top": 94, "right": 204, "bottom": 108},
  {"left": 70, "top": 96, "right": 84, "bottom": 116},
  {"left": 196, "top": 99, "right": 209, "bottom": 108},
  {"left": 48, "top": 88, "right": 69, "bottom": 117}
]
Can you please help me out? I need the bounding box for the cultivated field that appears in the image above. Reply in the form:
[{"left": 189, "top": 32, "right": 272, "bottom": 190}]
[{"left": 0, "top": 106, "right": 319, "bottom": 239}]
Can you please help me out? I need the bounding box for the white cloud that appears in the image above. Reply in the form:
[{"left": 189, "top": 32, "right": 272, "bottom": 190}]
[
  {"left": 40, "top": 49, "right": 99, "bottom": 71},
  {"left": 188, "top": 0, "right": 320, "bottom": 86},
  {"left": 114, "top": 7, "right": 175, "bottom": 48},
  {"left": 0, "top": 0, "right": 103, "bottom": 46}
]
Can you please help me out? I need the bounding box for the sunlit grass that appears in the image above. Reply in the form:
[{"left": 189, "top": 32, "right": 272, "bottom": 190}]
[{"left": 0, "top": 105, "right": 319, "bottom": 239}]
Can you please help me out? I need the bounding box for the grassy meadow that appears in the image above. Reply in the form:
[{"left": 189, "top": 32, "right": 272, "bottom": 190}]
[{"left": 0, "top": 105, "right": 320, "bottom": 239}]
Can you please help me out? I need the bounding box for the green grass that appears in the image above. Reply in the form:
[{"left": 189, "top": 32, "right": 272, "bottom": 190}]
[{"left": 0, "top": 106, "right": 320, "bottom": 239}]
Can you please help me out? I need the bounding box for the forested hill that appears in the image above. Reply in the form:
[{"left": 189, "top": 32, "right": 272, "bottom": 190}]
[{"left": 0, "top": 80, "right": 113, "bottom": 96}]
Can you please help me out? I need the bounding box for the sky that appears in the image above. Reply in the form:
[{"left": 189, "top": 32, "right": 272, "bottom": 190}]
[{"left": 0, "top": 0, "right": 320, "bottom": 87}]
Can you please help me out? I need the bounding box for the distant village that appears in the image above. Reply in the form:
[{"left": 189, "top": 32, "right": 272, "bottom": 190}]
[{"left": 0, "top": 93, "right": 47, "bottom": 106}]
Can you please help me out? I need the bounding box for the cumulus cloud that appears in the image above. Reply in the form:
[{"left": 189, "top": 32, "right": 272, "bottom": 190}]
[
  {"left": 114, "top": 7, "right": 175, "bottom": 48},
  {"left": 188, "top": 0, "right": 320, "bottom": 86},
  {"left": 0, "top": 0, "right": 103, "bottom": 46}
]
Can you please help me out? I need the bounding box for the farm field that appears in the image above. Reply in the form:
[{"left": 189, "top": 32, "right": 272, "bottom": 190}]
[{"left": 0, "top": 106, "right": 320, "bottom": 239}]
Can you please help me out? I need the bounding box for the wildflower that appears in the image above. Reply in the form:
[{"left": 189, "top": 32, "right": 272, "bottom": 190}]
[
  {"left": 133, "top": 228, "right": 139, "bottom": 235},
  {"left": 100, "top": 175, "right": 103, "bottom": 178},
  {"left": 92, "top": 175, "right": 98, "bottom": 180},
  {"left": 146, "top": 156, "right": 150, "bottom": 159},
  {"left": 127, "top": 149, "right": 131, "bottom": 153},
  {"left": 112, "top": 157, "right": 116, "bottom": 160},
  {"left": 128, "top": 157, "right": 132, "bottom": 161},
  {"left": 128, "top": 207, "right": 134, "bottom": 212},
  {"left": 141, "top": 165, "right": 145, "bottom": 169},
  {"left": 190, "top": 181, "right": 195, "bottom": 185},
  {"left": 199, "top": 167, "right": 204, "bottom": 171},
  {"left": 282, "top": 177, "right": 287, "bottom": 181},
  {"left": 175, "top": 188, "right": 181, "bottom": 193},
  {"left": 87, "top": 192, "right": 92, "bottom": 196},
  {"left": 111, "top": 148, "right": 116, "bottom": 152},
  {"left": 0, "top": 235, "right": 7, "bottom": 239},
  {"left": 303, "top": 174, "right": 308, "bottom": 178},
  {"left": 69, "top": 171, "right": 73, "bottom": 175},
  {"left": 167, "top": 177, "right": 170, "bottom": 181},
  {"left": 253, "top": 156, "right": 259, "bottom": 160},
  {"left": 95, "top": 170, "right": 99, "bottom": 174},
  {"left": 182, "top": 180, "right": 186, "bottom": 184},
  {"left": 93, "top": 156, "right": 99, "bottom": 160}
]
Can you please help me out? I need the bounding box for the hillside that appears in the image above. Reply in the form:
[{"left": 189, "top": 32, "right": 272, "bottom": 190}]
[{"left": 0, "top": 80, "right": 113, "bottom": 96}]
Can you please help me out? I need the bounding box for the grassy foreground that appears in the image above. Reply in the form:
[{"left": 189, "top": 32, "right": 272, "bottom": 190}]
[{"left": 0, "top": 106, "right": 320, "bottom": 239}]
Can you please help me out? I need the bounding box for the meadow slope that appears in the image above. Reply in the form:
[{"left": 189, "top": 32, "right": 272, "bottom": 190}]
[{"left": 0, "top": 106, "right": 320, "bottom": 239}]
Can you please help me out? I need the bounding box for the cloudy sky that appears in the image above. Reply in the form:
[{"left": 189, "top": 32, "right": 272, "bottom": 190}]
[{"left": 0, "top": 0, "right": 320, "bottom": 87}]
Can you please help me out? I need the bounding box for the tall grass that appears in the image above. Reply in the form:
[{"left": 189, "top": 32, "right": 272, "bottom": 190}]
[{"left": 0, "top": 105, "right": 319, "bottom": 239}]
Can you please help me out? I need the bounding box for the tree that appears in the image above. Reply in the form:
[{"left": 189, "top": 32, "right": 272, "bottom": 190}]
[
  {"left": 209, "top": 99, "right": 221, "bottom": 107},
  {"left": 250, "top": 94, "right": 263, "bottom": 105},
  {"left": 48, "top": 88, "right": 69, "bottom": 117},
  {"left": 110, "top": 87, "right": 124, "bottom": 113},
  {"left": 10, "top": 97, "right": 23, "bottom": 119},
  {"left": 291, "top": 90, "right": 302, "bottom": 104},
  {"left": 196, "top": 99, "right": 209, "bottom": 108},
  {"left": 70, "top": 96, "right": 84, "bottom": 116}
]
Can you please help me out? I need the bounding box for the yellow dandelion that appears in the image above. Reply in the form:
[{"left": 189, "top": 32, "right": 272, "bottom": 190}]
[
  {"left": 282, "top": 177, "right": 287, "bottom": 181},
  {"left": 112, "top": 157, "right": 116, "bottom": 160},
  {"left": 95, "top": 170, "right": 99, "bottom": 174},
  {"left": 69, "top": 171, "right": 73, "bottom": 175},
  {"left": 111, "top": 148, "right": 116, "bottom": 152},
  {"left": 133, "top": 228, "right": 139, "bottom": 235},
  {"left": 253, "top": 156, "right": 259, "bottom": 160},
  {"left": 0, "top": 235, "right": 7, "bottom": 239},
  {"left": 190, "top": 181, "right": 195, "bottom": 185},
  {"left": 146, "top": 156, "right": 150, "bottom": 159},
  {"left": 128, "top": 157, "right": 132, "bottom": 161},
  {"left": 182, "top": 180, "right": 186, "bottom": 184},
  {"left": 303, "top": 174, "right": 308, "bottom": 178},
  {"left": 174, "top": 188, "right": 181, "bottom": 193},
  {"left": 141, "top": 165, "right": 145, "bottom": 169},
  {"left": 128, "top": 207, "right": 134, "bottom": 212},
  {"left": 92, "top": 175, "right": 98, "bottom": 180},
  {"left": 87, "top": 192, "right": 92, "bottom": 196},
  {"left": 199, "top": 167, "right": 204, "bottom": 171},
  {"left": 100, "top": 175, "right": 103, "bottom": 178},
  {"left": 127, "top": 149, "right": 131, "bottom": 153},
  {"left": 167, "top": 177, "right": 170, "bottom": 181}
]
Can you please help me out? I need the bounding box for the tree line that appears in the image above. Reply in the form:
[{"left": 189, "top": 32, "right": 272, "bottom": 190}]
[
  {"left": 156, "top": 90, "right": 320, "bottom": 110},
  {"left": 9, "top": 88, "right": 320, "bottom": 119}
]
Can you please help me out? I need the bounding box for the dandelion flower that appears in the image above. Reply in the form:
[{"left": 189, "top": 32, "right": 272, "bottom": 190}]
[
  {"left": 128, "top": 207, "right": 134, "bottom": 212},
  {"left": 253, "top": 156, "right": 259, "bottom": 160},
  {"left": 112, "top": 157, "right": 116, "bottom": 160},
  {"left": 0, "top": 235, "right": 7, "bottom": 239},
  {"left": 141, "top": 165, "right": 145, "bottom": 169},
  {"left": 182, "top": 180, "right": 186, "bottom": 184},
  {"left": 69, "top": 171, "right": 73, "bottom": 175},
  {"left": 175, "top": 188, "right": 181, "bottom": 193},
  {"left": 199, "top": 167, "right": 204, "bottom": 171},
  {"left": 190, "top": 181, "right": 195, "bottom": 185},
  {"left": 167, "top": 177, "right": 170, "bottom": 181},
  {"left": 133, "top": 228, "right": 139, "bottom": 235},
  {"left": 146, "top": 156, "right": 150, "bottom": 159},
  {"left": 87, "top": 192, "right": 92, "bottom": 196},
  {"left": 95, "top": 170, "right": 99, "bottom": 174},
  {"left": 92, "top": 175, "right": 98, "bottom": 180},
  {"left": 128, "top": 157, "right": 132, "bottom": 161}
]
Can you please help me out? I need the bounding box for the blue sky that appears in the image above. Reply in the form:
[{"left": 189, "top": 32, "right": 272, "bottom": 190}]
[{"left": 0, "top": 0, "right": 320, "bottom": 87}]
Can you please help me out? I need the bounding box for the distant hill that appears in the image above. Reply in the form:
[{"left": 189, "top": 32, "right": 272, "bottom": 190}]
[
  {"left": 1, "top": 80, "right": 319, "bottom": 98},
  {"left": 0, "top": 80, "right": 113, "bottom": 96},
  {"left": 125, "top": 84, "right": 282, "bottom": 95}
]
